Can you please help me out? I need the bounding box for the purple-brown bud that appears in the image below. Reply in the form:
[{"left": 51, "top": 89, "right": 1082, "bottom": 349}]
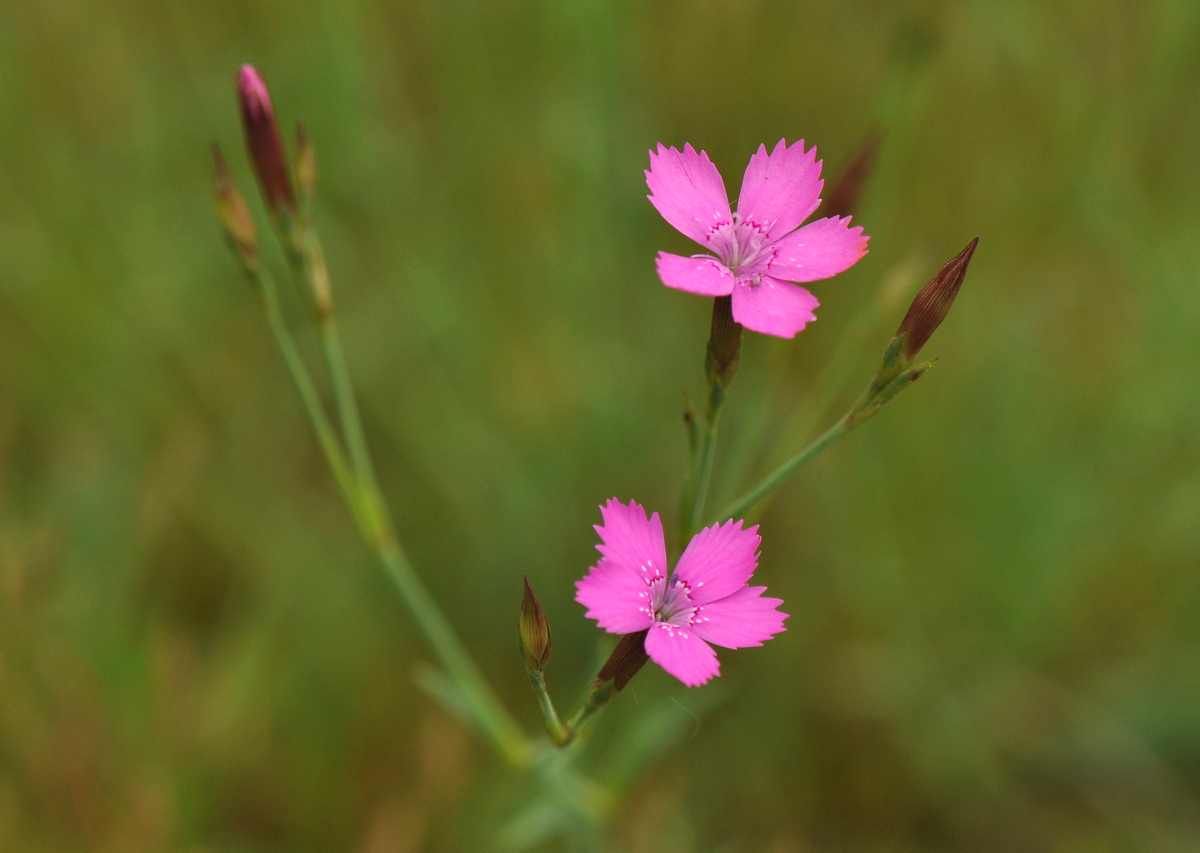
[
  {"left": 816, "top": 130, "right": 881, "bottom": 220},
  {"left": 705, "top": 295, "right": 742, "bottom": 387},
  {"left": 518, "top": 577, "right": 552, "bottom": 671},
  {"left": 896, "top": 237, "right": 978, "bottom": 361},
  {"left": 211, "top": 143, "right": 259, "bottom": 269},
  {"left": 237, "top": 65, "right": 296, "bottom": 216},
  {"left": 594, "top": 629, "right": 650, "bottom": 692}
]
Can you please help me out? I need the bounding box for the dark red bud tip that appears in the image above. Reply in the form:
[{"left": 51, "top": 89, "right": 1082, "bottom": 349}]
[
  {"left": 518, "top": 577, "right": 552, "bottom": 671},
  {"left": 897, "top": 237, "right": 978, "bottom": 361},
  {"left": 237, "top": 64, "right": 296, "bottom": 215},
  {"left": 238, "top": 65, "right": 270, "bottom": 110}
]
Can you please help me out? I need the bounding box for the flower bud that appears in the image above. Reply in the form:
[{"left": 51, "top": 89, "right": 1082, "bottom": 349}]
[
  {"left": 594, "top": 629, "right": 650, "bottom": 692},
  {"left": 851, "top": 240, "right": 977, "bottom": 423},
  {"left": 237, "top": 64, "right": 296, "bottom": 216},
  {"left": 211, "top": 143, "right": 259, "bottom": 269},
  {"left": 705, "top": 295, "right": 742, "bottom": 387},
  {"left": 816, "top": 130, "right": 881, "bottom": 219},
  {"left": 518, "top": 577, "right": 552, "bottom": 672},
  {"left": 896, "top": 237, "right": 978, "bottom": 362}
]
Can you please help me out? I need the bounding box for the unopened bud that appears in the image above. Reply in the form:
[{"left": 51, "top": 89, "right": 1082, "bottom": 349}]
[
  {"left": 211, "top": 143, "right": 259, "bottom": 269},
  {"left": 851, "top": 239, "right": 977, "bottom": 423},
  {"left": 816, "top": 130, "right": 881, "bottom": 219},
  {"left": 705, "top": 295, "right": 742, "bottom": 387},
  {"left": 594, "top": 629, "right": 650, "bottom": 692},
  {"left": 518, "top": 577, "right": 552, "bottom": 671},
  {"left": 295, "top": 122, "right": 317, "bottom": 208},
  {"left": 896, "top": 237, "right": 978, "bottom": 362},
  {"left": 237, "top": 64, "right": 296, "bottom": 216}
]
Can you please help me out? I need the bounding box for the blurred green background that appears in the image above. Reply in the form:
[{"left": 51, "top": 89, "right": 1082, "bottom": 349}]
[{"left": 3, "top": 0, "right": 1200, "bottom": 850}]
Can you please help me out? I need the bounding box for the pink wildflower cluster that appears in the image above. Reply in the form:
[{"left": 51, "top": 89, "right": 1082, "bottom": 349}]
[
  {"left": 646, "top": 139, "right": 868, "bottom": 338},
  {"left": 576, "top": 500, "right": 787, "bottom": 686}
]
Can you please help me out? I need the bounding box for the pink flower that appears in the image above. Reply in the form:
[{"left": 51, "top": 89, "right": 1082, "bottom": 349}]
[
  {"left": 575, "top": 499, "right": 788, "bottom": 687},
  {"left": 646, "top": 139, "right": 869, "bottom": 338}
]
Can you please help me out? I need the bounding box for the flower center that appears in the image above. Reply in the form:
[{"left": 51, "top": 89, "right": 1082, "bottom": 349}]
[
  {"left": 653, "top": 576, "right": 698, "bottom": 628},
  {"left": 707, "top": 214, "right": 771, "bottom": 274}
]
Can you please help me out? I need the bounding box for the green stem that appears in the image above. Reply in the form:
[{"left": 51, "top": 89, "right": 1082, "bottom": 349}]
[
  {"left": 563, "top": 629, "right": 649, "bottom": 744},
  {"left": 685, "top": 408, "right": 720, "bottom": 535},
  {"left": 566, "top": 680, "right": 615, "bottom": 740},
  {"left": 295, "top": 228, "right": 379, "bottom": 497},
  {"left": 322, "top": 319, "right": 368, "bottom": 468},
  {"left": 318, "top": 315, "right": 390, "bottom": 533},
  {"left": 251, "top": 266, "right": 362, "bottom": 521},
  {"left": 679, "top": 381, "right": 725, "bottom": 547},
  {"left": 786, "top": 311, "right": 881, "bottom": 449},
  {"left": 266, "top": 221, "right": 530, "bottom": 767},
  {"left": 679, "top": 298, "right": 739, "bottom": 546},
  {"left": 374, "top": 528, "right": 530, "bottom": 766},
  {"left": 528, "top": 668, "right": 569, "bottom": 746},
  {"left": 716, "top": 333, "right": 936, "bottom": 525},
  {"left": 715, "top": 415, "right": 855, "bottom": 523}
]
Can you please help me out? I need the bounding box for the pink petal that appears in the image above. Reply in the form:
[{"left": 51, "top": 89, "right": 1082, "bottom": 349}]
[
  {"left": 764, "top": 216, "right": 868, "bottom": 283},
  {"left": 644, "top": 622, "right": 720, "bottom": 687},
  {"left": 735, "top": 139, "right": 823, "bottom": 242},
  {"left": 575, "top": 559, "right": 655, "bottom": 634},
  {"left": 730, "top": 276, "right": 819, "bottom": 338},
  {"left": 593, "top": 498, "right": 669, "bottom": 583},
  {"left": 673, "top": 519, "right": 761, "bottom": 606},
  {"left": 692, "top": 585, "right": 787, "bottom": 649},
  {"left": 655, "top": 252, "right": 735, "bottom": 297},
  {"left": 646, "top": 143, "right": 731, "bottom": 248}
]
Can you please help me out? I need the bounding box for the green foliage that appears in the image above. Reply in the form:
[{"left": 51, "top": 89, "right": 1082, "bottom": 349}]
[{"left": 2, "top": 0, "right": 1200, "bottom": 850}]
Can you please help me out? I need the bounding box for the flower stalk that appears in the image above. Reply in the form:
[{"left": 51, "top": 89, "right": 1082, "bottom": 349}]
[
  {"left": 286, "top": 183, "right": 529, "bottom": 767},
  {"left": 678, "top": 375, "right": 721, "bottom": 546},
  {"left": 565, "top": 630, "right": 651, "bottom": 743},
  {"left": 715, "top": 238, "right": 978, "bottom": 523},
  {"left": 679, "top": 296, "right": 741, "bottom": 546},
  {"left": 716, "top": 416, "right": 853, "bottom": 523},
  {"left": 221, "top": 65, "right": 530, "bottom": 768}
]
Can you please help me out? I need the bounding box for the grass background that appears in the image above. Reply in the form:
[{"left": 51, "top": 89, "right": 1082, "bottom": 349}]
[{"left": 2, "top": 0, "right": 1200, "bottom": 850}]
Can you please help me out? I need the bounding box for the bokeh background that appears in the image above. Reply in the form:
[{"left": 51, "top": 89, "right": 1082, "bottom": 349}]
[{"left": 3, "top": 0, "right": 1200, "bottom": 850}]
